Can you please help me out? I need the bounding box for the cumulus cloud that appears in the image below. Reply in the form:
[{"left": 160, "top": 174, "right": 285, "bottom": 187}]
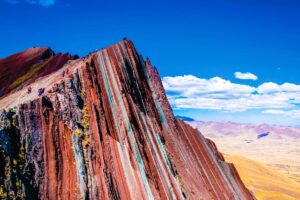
[
  {"left": 234, "top": 72, "right": 258, "bottom": 80},
  {"left": 257, "top": 82, "right": 300, "bottom": 94},
  {"left": 257, "top": 82, "right": 281, "bottom": 93},
  {"left": 162, "top": 75, "right": 300, "bottom": 112},
  {"left": 2, "top": 0, "right": 55, "bottom": 6},
  {"left": 163, "top": 75, "right": 255, "bottom": 98}
]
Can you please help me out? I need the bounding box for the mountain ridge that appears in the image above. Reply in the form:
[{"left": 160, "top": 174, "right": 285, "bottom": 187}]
[
  {"left": 0, "top": 46, "right": 77, "bottom": 99},
  {"left": 0, "top": 39, "right": 254, "bottom": 199}
]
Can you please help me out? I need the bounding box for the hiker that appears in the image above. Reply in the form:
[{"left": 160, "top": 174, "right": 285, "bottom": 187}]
[
  {"left": 62, "top": 70, "right": 65, "bottom": 77},
  {"left": 27, "top": 87, "right": 32, "bottom": 94},
  {"left": 38, "top": 88, "right": 45, "bottom": 96}
]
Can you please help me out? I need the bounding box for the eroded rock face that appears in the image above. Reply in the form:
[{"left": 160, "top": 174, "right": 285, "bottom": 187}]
[{"left": 0, "top": 40, "right": 255, "bottom": 199}]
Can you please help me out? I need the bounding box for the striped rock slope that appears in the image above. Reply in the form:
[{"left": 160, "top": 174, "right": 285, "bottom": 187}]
[{"left": 0, "top": 40, "right": 255, "bottom": 200}]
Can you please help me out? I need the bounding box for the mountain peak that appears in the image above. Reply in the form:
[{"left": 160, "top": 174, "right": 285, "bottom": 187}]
[
  {"left": 0, "top": 40, "right": 254, "bottom": 200},
  {"left": 1, "top": 46, "right": 53, "bottom": 61},
  {"left": 0, "top": 46, "right": 77, "bottom": 98}
]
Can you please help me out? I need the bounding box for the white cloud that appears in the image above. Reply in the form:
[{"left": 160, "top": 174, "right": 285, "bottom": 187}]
[
  {"left": 234, "top": 72, "right": 258, "bottom": 80},
  {"left": 281, "top": 83, "right": 300, "bottom": 92},
  {"left": 262, "top": 109, "right": 300, "bottom": 119},
  {"left": 262, "top": 109, "right": 286, "bottom": 114},
  {"left": 3, "top": 0, "right": 55, "bottom": 6},
  {"left": 257, "top": 82, "right": 281, "bottom": 93},
  {"left": 163, "top": 75, "right": 255, "bottom": 98},
  {"left": 257, "top": 82, "right": 300, "bottom": 94},
  {"left": 162, "top": 75, "right": 300, "bottom": 112}
]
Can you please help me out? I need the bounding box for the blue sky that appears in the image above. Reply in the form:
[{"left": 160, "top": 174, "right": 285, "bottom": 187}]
[{"left": 1, "top": 0, "right": 300, "bottom": 126}]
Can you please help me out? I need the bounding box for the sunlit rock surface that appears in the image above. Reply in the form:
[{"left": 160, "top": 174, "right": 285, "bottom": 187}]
[{"left": 0, "top": 40, "right": 254, "bottom": 199}]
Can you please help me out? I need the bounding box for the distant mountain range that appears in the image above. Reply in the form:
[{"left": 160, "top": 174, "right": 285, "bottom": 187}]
[
  {"left": 177, "top": 118, "right": 300, "bottom": 199},
  {"left": 176, "top": 116, "right": 300, "bottom": 139},
  {"left": 188, "top": 120, "right": 300, "bottom": 139}
]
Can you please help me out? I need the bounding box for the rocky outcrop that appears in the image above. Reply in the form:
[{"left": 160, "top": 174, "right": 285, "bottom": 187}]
[{"left": 0, "top": 40, "right": 255, "bottom": 199}]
